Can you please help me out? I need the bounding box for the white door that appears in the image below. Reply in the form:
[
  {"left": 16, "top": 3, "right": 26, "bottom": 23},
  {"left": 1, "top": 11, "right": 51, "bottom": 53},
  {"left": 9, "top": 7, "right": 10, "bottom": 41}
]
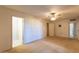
[
  {"left": 49, "top": 23, "right": 54, "bottom": 36},
  {"left": 69, "top": 22, "right": 76, "bottom": 39},
  {"left": 12, "top": 16, "right": 24, "bottom": 47},
  {"left": 77, "top": 21, "right": 79, "bottom": 40},
  {"left": 78, "top": 30, "right": 79, "bottom": 40}
]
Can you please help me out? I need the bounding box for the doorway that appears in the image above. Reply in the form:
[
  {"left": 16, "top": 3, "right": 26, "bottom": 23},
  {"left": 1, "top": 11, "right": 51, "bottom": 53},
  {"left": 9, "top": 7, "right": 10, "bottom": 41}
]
[
  {"left": 49, "top": 23, "right": 54, "bottom": 36},
  {"left": 69, "top": 22, "right": 76, "bottom": 39},
  {"left": 47, "top": 23, "right": 49, "bottom": 36},
  {"left": 12, "top": 16, "right": 24, "bottom": 48}
]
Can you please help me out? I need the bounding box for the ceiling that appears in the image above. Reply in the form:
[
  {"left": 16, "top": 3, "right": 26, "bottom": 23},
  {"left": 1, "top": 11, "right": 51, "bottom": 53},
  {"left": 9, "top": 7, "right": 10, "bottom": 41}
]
[{"left": 4, "top": 5, "right": 79, "bottom": 19}]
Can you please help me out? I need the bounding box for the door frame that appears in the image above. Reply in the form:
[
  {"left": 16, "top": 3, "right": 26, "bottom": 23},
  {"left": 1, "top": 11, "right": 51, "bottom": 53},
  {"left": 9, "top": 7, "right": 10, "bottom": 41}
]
[
  {"left": 12, "top": 16, "right": 24, "bottom": 48},
  {"left": 68, "top": 21, "right": 76, "bottom": 39}
]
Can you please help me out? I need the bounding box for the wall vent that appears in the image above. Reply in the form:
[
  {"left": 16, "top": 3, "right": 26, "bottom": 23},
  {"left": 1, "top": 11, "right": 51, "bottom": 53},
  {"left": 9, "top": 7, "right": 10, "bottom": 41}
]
[{"left": 70, "top": 19, "right": 76, "bottom": 21}]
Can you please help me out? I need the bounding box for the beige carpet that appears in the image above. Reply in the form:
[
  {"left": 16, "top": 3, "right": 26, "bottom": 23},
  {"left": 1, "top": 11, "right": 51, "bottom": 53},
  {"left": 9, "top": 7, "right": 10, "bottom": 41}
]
[{"left": 5, "top": 37, "right": 79, "bottom": 53}]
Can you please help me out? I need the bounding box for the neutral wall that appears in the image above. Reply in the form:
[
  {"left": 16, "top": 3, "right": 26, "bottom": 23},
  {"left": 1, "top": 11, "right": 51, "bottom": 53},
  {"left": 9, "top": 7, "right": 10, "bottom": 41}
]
[
  {"left": 48, "top": 20, "right": 69, "bottom": 37},
  {"left": 49, "top": 19, "right": 79, "bottom": 39},
  {"left": 0, "top": 6, "right": 46, "bottom": 52},
  {"left": 54, "top": 20, "right": 69, "bottom": 37},
  {"left": 23, "top": 17, "right": 44, "bottom": 43}
]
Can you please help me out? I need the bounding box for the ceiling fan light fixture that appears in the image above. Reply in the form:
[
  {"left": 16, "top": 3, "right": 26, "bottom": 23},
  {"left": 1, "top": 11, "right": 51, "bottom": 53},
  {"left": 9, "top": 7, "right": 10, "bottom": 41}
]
[{"left": 50, "top": 17, "right": 56, "bottom": 21}]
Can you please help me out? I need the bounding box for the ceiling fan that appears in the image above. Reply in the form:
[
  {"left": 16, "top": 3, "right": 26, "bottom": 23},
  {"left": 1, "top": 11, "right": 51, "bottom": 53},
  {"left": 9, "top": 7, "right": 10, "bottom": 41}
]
[
  {"left": 48, "top": 12, "right": 61, "bottom": 21},
  {"left": 48, "top": 12, "right": 56, "bottom": 21}
]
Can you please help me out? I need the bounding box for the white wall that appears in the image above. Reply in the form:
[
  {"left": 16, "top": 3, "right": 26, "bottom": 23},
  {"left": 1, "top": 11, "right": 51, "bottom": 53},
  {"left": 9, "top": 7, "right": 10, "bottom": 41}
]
[
  {"left": 23, "top": 17, "right": 44, "bottom": 43},
  {"left": 49, "top": 19, "right": 79, "bottom": 39},
  {"left": 0, "top": 6, "right": 46, "bottom": 52},
  {"left": 54, "top": 20, "right": 69, "bottom": 37},
  {"left": 48, "top": 20, "right": 69, "bottom": 37}
]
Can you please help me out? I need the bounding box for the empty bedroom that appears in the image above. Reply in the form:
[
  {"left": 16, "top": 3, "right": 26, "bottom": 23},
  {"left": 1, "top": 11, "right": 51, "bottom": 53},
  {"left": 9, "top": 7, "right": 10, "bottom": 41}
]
[{"left": 0, "top": 5, "right": 79, "bottom": 53}]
